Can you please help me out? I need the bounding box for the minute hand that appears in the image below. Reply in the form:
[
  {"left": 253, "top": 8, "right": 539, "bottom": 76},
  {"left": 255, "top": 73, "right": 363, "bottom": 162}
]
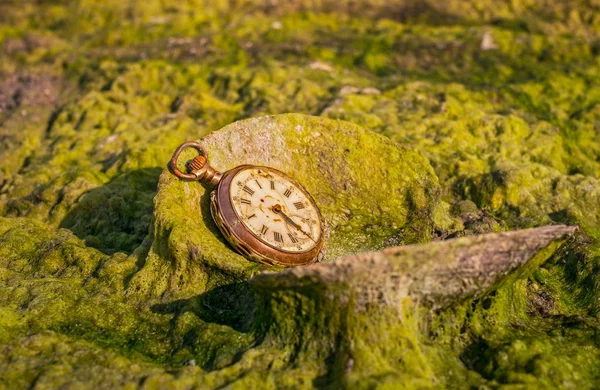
[{"left": 272, "top": 205, "right": 316, "bottom": 242}]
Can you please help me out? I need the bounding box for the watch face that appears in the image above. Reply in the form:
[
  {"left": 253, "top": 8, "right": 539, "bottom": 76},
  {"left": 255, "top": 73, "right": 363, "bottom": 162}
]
[{"left": 228, "top": 167, "right": 323, "bottom": 253}]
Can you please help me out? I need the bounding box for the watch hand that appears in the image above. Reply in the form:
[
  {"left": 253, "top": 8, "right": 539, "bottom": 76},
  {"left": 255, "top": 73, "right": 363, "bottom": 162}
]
[
  {"left": 279, "top": 210, "right": 301, "bottom": 229},
  {"left": 271, "top": 204, "right": 316, "bottom": 242},
  {"left": 269, "top": 183, "right": 297, "bottom": 216}
]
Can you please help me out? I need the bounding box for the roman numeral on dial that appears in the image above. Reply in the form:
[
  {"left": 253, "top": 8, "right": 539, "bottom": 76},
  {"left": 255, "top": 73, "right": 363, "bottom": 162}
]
[
  {"left": 241, "top": 199, "right": 251, "bottom": 204},
  {"left": 294, "top": 201, "right": 305, "bottom": 209},
  {"left": 274, "top": 231, "right": 283, "bottom": 243},
  {"left": 260, "top": 225, "right": 269, "bottom": 235},
  {"left": 270, "top": 180, "right": 275, "bottom": 190},
  {"left": 255, "top": 180, "right": 263, "bottom": 189},
  {"left": 243, "top": 186, "right": 254, "bottom": 195},
  {"left": 284, "top": 188, "right": 292, "bottom": 197},
  {"left": 288, "top": 233, "right": 298, "bottom": 243}
]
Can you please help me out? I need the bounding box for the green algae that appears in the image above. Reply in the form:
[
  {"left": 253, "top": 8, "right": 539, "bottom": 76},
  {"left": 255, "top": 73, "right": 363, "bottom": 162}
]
[
  {"left": 0, "top": 113, "right": 449, "bottom": 388},
  {"left": 1, "top": 0, "right": 600, "bottom": 388},
  {"left": 128, "top": 113, "right": 443, "bottom": 299}
]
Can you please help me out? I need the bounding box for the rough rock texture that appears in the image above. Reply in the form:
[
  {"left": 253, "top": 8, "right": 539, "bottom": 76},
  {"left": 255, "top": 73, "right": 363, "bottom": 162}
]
[
  {"left": 131, "top": 114, "right": 443, "bottom": 298},
  {"left": 1, "top": 0, "right": 600, "bottom": 388}
]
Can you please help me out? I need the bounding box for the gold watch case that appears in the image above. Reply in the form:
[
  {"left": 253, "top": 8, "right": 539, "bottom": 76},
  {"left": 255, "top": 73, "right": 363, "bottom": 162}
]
[
  {"left": 169, "top": 141, "right": 326, "bottom": 267},
  {"left": 209, "top": 165, "right": 325, "bottom": 267}
]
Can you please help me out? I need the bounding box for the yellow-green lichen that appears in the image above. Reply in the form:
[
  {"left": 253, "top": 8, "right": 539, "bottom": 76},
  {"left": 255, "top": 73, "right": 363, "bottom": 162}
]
[{"left": 2, "top": 0, "right": 600, "bottom": 388}]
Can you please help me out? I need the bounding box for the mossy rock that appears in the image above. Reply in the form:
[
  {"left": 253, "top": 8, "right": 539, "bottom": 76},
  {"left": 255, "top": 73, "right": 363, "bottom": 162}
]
[
  {"left": 128, "top": 114, "right": 444, "bottom": 298},
  {"left": 2, "top": 0, "right": 600, "bottom": 388}
]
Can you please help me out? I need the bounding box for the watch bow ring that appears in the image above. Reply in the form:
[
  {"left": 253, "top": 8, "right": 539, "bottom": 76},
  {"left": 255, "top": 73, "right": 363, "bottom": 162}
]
[{"left": 169, "top": 141, "right": 326, "bottom": 267}]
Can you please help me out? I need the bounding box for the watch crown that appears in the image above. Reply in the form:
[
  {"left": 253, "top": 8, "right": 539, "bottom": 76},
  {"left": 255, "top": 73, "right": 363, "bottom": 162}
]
[
  {"left": 189, "top": 155, "right": 207, "bottom": 171},
  {"left": 188, "top": 154, "right": 222, "bottom": 185}
]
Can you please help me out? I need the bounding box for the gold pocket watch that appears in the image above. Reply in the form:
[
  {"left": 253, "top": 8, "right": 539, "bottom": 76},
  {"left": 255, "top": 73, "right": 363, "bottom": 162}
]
[{"left": 169, "top": 141, "right": 325, "bottom": 267}]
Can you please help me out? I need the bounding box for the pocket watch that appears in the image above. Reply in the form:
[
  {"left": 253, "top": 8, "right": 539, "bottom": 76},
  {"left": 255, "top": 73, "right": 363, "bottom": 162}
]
[{"left": 169, "top": 141, "right": 325, "bottom": 267}]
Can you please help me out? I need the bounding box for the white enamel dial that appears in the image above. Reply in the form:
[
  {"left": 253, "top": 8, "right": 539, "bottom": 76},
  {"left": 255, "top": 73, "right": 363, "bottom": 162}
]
[{"left": 229, "top": 167, "right": 322, "bottom": 253}]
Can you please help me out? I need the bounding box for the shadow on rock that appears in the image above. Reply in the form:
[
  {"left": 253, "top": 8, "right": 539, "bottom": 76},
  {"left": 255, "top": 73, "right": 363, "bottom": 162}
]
[
  {"left": 459, "top": 337, "right": 495, "bottom": 380},
  {"left": 150, "top": 282, "right": 255, "bottom": 333},
  {"left": 60, "top": 167, "right": 162, "bottom": 255}
]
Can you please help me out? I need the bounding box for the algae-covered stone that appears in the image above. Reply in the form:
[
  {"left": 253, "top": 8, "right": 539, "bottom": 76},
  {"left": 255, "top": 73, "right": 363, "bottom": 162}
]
[
  {"left": 2, "top": 0, "right": 600, "bottom": 388},
  {"left": 250, "top": 225, "right": 576, "bottom": 388},
  {"left": 0, "top": 214, "right": 579, "bottom": 389},
  {"left": 0, "top": 112, "right": 576, "bottom": 389},
  {"left": 128, "top": 114, "right": 444, "bottom": 298}
]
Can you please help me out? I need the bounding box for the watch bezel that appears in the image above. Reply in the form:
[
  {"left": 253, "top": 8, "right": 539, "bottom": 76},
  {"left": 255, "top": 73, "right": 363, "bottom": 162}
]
[{"left": 210, "top": 165, "right": 325, "bottom": 267}]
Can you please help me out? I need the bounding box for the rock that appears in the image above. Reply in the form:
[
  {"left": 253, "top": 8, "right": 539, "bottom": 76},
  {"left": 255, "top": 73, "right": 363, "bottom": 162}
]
[
  {"left": 127, "top": 114, "right": 445, "bottom": 297},
  {"left": 0, "top": 214, "right": 579, "bottom": 389},
  {"left": 0, "top": 72, "right": 63, "bottom": 189},
  {"left": 480, "top": 31, "right": 499, "bottom": 50},
  {"left": 2, "top": 0, "right": 600, "bottom": 387},
  {"left": 248, "top": 225, "right": 577, "bottom": 387},
  {"left": 308, "top": 61, "right": 333, "bottom": 72}
]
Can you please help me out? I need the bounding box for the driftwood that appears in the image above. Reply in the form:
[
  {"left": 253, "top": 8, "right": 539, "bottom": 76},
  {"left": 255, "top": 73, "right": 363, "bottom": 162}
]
[{"left": 251, "top": 225, "right": 578, "bottom": 310}]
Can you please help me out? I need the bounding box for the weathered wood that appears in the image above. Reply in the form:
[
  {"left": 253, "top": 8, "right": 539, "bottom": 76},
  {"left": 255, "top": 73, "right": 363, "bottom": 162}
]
[{"left": 251, "top": 225, "right": 578, "bottom": 310}]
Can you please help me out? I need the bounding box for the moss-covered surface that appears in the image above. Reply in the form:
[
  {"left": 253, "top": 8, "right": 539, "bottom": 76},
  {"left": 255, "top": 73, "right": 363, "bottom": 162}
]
[{"left": 1, "top": 0, "right": 600, "bottom": 388}]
